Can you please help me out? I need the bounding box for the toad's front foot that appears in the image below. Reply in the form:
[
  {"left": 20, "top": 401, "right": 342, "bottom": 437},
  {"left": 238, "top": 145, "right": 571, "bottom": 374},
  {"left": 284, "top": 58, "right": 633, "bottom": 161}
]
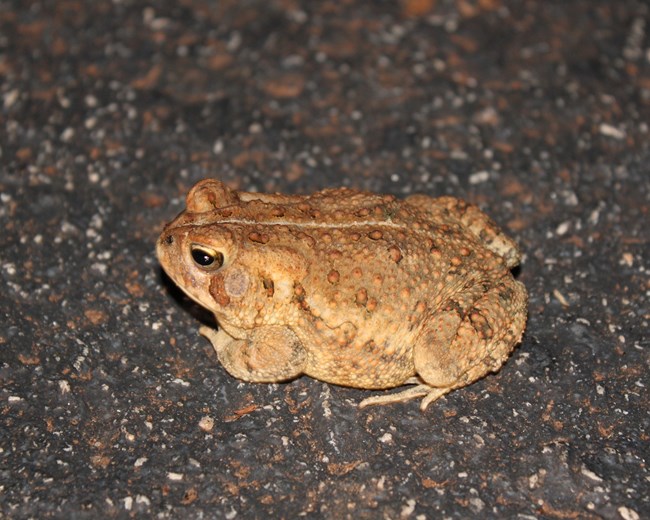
[{"left": 199, "top": 325, "right": 230, "bottom": 353}]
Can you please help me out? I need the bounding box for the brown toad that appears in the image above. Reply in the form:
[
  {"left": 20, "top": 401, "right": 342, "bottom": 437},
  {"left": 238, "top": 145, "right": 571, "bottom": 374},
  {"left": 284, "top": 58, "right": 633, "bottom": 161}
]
[{"left": 156, "top": 179, "right": 527, "bottom": 410}]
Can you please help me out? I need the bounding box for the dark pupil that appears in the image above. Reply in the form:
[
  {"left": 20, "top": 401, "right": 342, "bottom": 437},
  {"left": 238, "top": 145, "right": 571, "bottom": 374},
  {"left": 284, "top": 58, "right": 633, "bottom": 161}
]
[{"left": 192, "top": 249, "right": 214, "bottom": 266}]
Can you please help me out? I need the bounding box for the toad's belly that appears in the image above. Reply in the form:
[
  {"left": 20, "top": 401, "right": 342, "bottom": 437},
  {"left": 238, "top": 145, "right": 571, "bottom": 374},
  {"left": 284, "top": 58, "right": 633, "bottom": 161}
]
[{"left": 303, "top": 336, "right": 416, "bottom": 390}]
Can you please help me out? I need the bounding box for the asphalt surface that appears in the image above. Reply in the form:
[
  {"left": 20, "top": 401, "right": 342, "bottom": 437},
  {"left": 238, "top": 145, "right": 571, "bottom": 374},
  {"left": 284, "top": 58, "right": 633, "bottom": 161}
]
[{"left": 1, "top": 1, "right": 648, "bottom": 518}]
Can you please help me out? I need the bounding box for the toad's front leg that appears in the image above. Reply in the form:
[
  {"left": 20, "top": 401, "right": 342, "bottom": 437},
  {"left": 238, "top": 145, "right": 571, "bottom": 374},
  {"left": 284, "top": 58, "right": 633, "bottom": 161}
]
[{"left": 199, "top": 325, "right": 307, "bottom": 383}]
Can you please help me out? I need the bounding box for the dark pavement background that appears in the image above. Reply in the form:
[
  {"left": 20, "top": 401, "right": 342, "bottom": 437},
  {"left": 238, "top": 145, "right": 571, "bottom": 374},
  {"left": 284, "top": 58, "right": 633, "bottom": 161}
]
[{"left": 1, "top": 0, "right": 648, "bottom": 518}]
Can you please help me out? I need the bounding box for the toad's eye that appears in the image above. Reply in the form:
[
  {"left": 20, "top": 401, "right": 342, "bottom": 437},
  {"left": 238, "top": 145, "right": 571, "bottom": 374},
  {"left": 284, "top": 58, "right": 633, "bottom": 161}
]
[{"left": 190, "top": 245, "right": 224, "bottom": 270}]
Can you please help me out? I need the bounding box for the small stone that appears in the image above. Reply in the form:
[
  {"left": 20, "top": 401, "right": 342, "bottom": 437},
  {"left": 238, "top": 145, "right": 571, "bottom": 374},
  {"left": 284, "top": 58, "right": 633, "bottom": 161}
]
[{"left": 198, "top": 416, "right": 214, "bottom": 432}]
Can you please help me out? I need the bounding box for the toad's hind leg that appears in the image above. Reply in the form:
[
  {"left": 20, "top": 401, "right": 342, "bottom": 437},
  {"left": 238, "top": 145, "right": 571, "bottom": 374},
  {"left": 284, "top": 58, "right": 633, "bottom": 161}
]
[
  {"left": 200, "top": 325, "right": 307, "bottom": 383},
  {"left": 358, "top": 378, "right": 451, "bottom": 408},
  {"left": 412, "top": 278, "right": 527, "bottom": 410}
]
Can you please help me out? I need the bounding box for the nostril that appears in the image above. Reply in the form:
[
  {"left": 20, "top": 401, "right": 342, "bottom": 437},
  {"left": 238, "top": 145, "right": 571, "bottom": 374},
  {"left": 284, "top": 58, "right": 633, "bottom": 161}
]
[{"left": 165, "top": 235, "right": 174, "bottom": 245}]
